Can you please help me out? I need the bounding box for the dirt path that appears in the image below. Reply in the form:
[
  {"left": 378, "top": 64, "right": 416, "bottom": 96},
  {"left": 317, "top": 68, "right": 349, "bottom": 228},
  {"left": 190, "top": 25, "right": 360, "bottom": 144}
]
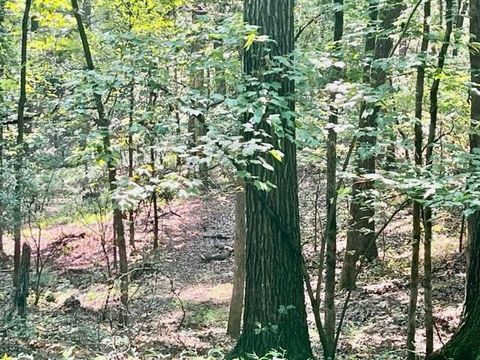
[{"left": 0, "top": 192, "right": 465, "bottom": 359}]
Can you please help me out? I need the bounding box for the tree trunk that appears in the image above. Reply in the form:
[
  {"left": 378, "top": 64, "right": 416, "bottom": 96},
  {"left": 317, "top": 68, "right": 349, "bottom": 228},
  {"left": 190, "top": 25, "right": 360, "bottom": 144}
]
[
  {"left": 189, "top": 9, "right": 208, "bottom": 180},
  {"left": 15, "top": 243, "right": 31, "bottom": 318},
  {"left": 424, "top": 0, "right": 453, "bottom": 354},
  {"left": 150, "top": 147, "right": 159, "bottom": 250},
  {"left": 324, "top": 1, "right": 343, "bottom": 357},
  {"left": 427, "top": 1, "right": 480, "bottom": 357},
  {"left": 407, "top": 2, "right": 430, "bottom": 359},
  {"left": 128, "top": 83, "right": 135, "bottom": 249},
  {"left": 71, "top": 0, "right": 129, "bottom": 324},
  {"left": 341, "top": 0, "right": 402, "bottom": 289},
  {"left": 0, "top": 0, "right": 5, "bottom": 256},
  {"left": 453, "top": 0, "right": 467, "bottom": 57},
  {"left": 13, "top": 0, "right": 33, "bottom": 288},
  {"left": 227, "top": 180, "right": 246, "bottom": 339},
  {"left": 339, "top": 0, "right": 378, "bottom": 290},
  {"left": 0, "top": 120, "right": 3, "bottom": 256},
  {"left": 228, "top": 1, "right": 313, "bottom": 358}
]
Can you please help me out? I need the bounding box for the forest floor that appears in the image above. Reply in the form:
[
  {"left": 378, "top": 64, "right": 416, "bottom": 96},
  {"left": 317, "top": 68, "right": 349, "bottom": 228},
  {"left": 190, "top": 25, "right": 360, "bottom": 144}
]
[{"left": 0, "top": 181, "right": 466, "bottom": 359}]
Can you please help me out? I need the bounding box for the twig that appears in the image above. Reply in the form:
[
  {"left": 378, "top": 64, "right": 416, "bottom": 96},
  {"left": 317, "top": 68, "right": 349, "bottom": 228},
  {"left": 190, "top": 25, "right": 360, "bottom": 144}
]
[
  {"left": 334, "top": 199, "right": 410, "bottom": 347},
  {"left": 375, "top": 199, "right": 411, "bottom": 240},
  {"left": 389, "top": 0, "right": 424, "bottom": 57},
  {"left": 422, "top": 123, "right": 455, "bottom": 153},
  {"left": 433, "top": 319, "right": 446, "bottom": 346},
  {"left": 295, "top": 13, "right": 322, "bottom": 42}
]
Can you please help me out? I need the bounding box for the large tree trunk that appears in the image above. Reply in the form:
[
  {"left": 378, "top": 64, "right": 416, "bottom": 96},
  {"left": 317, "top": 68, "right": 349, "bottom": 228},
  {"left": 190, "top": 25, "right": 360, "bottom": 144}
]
[
  {"left": 228, "top": 1, "right": 313, "bottom": 359},
  {"left": 71, "top": 0, "right": 129, "bottom": 324},
  {"left": 227, "top": 180, "right": 246, "bottom": 339},
  {"left": 340, "top": 0, "right": 402, "bottom": 289},
  {"left": 427, "top": 1, "right": 480, "bottom": 358}
]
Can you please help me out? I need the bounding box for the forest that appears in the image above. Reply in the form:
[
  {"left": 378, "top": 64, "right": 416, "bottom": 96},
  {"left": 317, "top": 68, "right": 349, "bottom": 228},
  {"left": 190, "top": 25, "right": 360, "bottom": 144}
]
[{"left": 1, "top": 0, "right": 480, "bottom": 359}]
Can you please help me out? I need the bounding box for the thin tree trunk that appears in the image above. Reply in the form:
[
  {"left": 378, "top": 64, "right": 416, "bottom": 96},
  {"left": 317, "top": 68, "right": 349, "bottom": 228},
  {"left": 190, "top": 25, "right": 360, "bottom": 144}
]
[
  {"left": 424, "top": 1, "right": 453, "bottom": 354},
  {"left": 189, "top": 9, "right": 208, "bottom": 180},
  {"left": 71, "top": 0, "right": 129, "bottom": 324},
  {"left": 113, "top": 223, "right": 118, "bottom": 271},
  {"left": 324, "top": 1, "right": 343, "bottom": 358},
  {"left": 341, "top": 0, "right": 402, "bottom": 289},
  {"left": 13, "top": 0, "right": 33, "bottom": 288},
  {"left": 128, "top": 83, "right": 135, "bottom": 249},
  {"left": 0, "top": 0, "right": 5, "bottom": 255},
  {"left": 427, "top": 4, "right": 480, "bottom": 358},
  {"left": 453, "top": 0, "right": 467, "bottom": 56},
  {"left": 340, "top": 0, "right": 378, "bottom": 290},
  {"left": 407, "top": 2, "right": 430, "bottom": 358},
  {"left": 15, "top": 243, "right": 31, "bottom": 318},
  {"left": 439, "top": 0, "right": 444, "bottom": 25},
  {"left": 228, "top": 0, "right": 313, "bottom": 358},
  {"left": 150, "top": 147, "right": 159, "bottom": 250},
  {"left": 227, "top": 180, "right": 246, "bottom": 339},
  {"left": 0, "top": 125, "right": 3, "bottom": 255}
]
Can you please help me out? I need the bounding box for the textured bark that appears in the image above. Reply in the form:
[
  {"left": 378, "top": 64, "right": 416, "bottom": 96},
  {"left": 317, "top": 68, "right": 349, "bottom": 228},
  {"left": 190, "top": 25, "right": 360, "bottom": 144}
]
[
  {"left": 341, "top": 0, "right": 402, "bottom": 289},
  {"left": 427, "top": 1, "right": 480, "bottom": 357},
  {"left": 453, "top": 0, "right": 467, "bottom": 57},
  {"left": 424, "top": 0, "right": 453, "bottom": 354},
  {"left": 150, "top": 148, "right": 160, "bottom": 250},
  {"left": 71, "top": 0, "right": 129, "bottom": 323},
  {"left": 13, "top": 0, "right": 33, "bottom": 288},
  {"left": 15, "top": 243, "right": 31, "bottom": 318},
  {"left": 128, "top": 84, "right": 135, "bottom": 249},
  {"left": 0, "top": 0, "right": 5, "bottom": 255},
  {"left": 407, "top": 2, "right": 430, "bottom": 359},
  {"left": 340, "top": 1, "right": 378, "bottom": 290},
  {"left": 189, "top": 9, "right": 208, "bottom": 179},
  {"left": 227, "top": 181, "right": 246, "bottom": 339},
  {"left": 228, "top": 1, "right": 313, "bottom": 358},
  {"left": 324, "top": 1, "right": 343, "bottom": 358}
]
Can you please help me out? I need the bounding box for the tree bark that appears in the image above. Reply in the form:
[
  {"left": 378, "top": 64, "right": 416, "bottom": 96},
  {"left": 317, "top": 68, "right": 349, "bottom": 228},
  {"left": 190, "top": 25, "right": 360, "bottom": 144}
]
[
  {"left": 189, "top": 9, "right": 208, "bottom": 180},
  {"left": 227, "top": 180, "right": 246, "bottom": 339},
  {"left": 453, "top": 0, "right": 467, "bottom": 57},
  {"left": 128, "top": 83, "right": 135, "bottom": 249},
  {"left": 0, "top": 0, "right": 6, "bottom": 256},
  {"left": 228, "top": 1, "right": 313, "bottom": 358},
  {"left": 340, "top": 0, "right": 378, "bottom": 290},
  {"left": 324, "top": 1, "right": 343, "bottom": 357},
  {"left": 70, "top": 0, "right": 129, "bottom": 324},
  {"left": 427, "top": 1, "right": 480, "bottom": 357},
  {"left": 424, "top": 0, "right": 453, "bottom": 354},
  {"left": 0, "top": 122, "right": 3, "bottom": 256},
  {"left": 407, "top": 2, "right": 430, "bottom": 359},
  {"left": 341, "top": 0, "right": 402, "bottom": 289},
  {"left": 15, "top": 243, "right": 31, "bottom": 318},
  {"left": 150, "top": 147, "right": 160, "bottom": 250},
  {"left": 13, "top": 0, "right": 33, "bottom": 288}
]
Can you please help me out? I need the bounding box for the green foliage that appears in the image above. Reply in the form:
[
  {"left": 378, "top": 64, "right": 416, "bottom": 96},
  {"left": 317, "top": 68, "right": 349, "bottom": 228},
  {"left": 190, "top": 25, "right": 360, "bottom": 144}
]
[{"left": 0, "top": 0, "right": 477, "bottom": 358}]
